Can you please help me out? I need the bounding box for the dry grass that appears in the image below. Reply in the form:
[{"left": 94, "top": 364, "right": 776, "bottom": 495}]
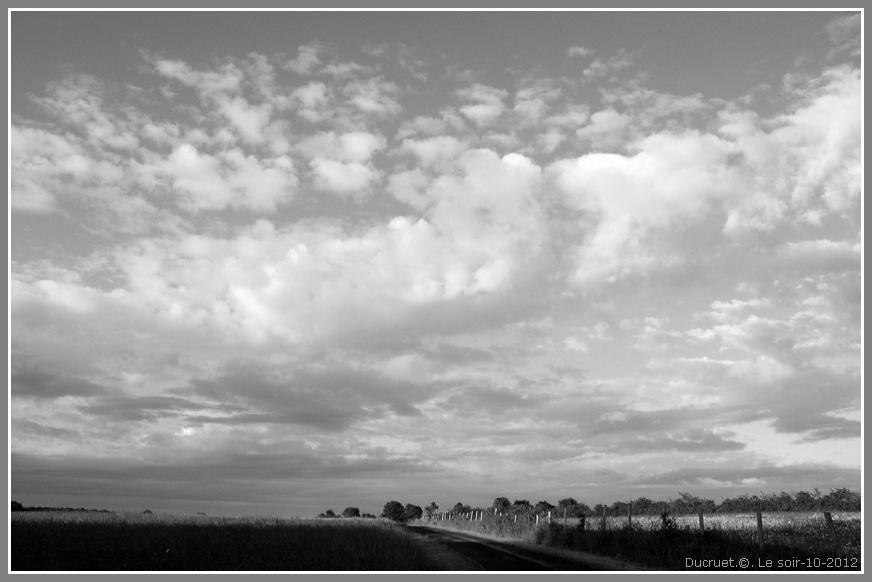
[
  {"left": 12, "top": 511, "right": 436, "bottom": 571},
  {"left": 432, "top": 511, "right": 861, "bottom": 571}
]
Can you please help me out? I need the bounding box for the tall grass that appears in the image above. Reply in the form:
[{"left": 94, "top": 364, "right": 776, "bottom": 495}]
[
  {"left": 12, "top": 511, "right": 436, "bottom": 571},
  {"left": 431, "top": 512, "right": 861, "bottom": 571}
]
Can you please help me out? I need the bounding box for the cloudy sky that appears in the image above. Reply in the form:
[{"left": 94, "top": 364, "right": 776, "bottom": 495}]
[{"left": 10, "top": 10, "right": 862, "bottom": 517}]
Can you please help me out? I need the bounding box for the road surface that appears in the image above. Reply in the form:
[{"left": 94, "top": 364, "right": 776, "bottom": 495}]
[{"left": 407, "top": 525, "right": 627, "bottom": 571}]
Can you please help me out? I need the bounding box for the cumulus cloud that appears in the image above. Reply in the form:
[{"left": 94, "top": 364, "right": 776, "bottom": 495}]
[
  {"left": 310, "top": 157, "right": 381, "bottom": 196},
  {"left": 568, "top": 45, "right": 594, "bottom": 58},
  {"left": 11, "top": 18, "right": 860, "bottom": 513},
  {"left": 582, "top": 49, "right": 633, "bottom": 79},
  {"left": 285, "top": 42, "right": 328, "bottom": 75},
  {"left": 457, "top": 83, "right": 509, "bottom": 126}
]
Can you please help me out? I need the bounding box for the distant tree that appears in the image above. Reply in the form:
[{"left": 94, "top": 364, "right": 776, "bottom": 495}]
[
  {"left": 341, "top": 507, "right": 360, "bottom": 518},
  {"left": 513, "top": 499, "right": 531, "bottom": 509},
  {"left": 557, "top": 498, "right": 584, "bottom": 517},
  {"left": 793, "top": 490, "right": 817, "bottom": 512},
  {"left": 143, "top": 509, "right": 153, "bottom": 514},
  {"left": 535, "top": 500, "right": 554, "bottom": 513},
  {"left": 382, "top": 501, "right": 405, "bottom": 521},
  {"left": 361, "top": 513, "right": 377, "bottom": 518},
  {"left": 492, "top": 497, "right": 511, "bottom": 512},
  {"left": 424, "top": 502, "right": 439, "bottom": 520},
  {"left": 11, "top": 501, "right": 23, "bottom": 512},
  {"left": 452, "top": 502, "right": 470, "bottom": 515},
  {"left": 402, "top": 504, "right": 423, "bottom": 522},
  {"left": 672, "top": 492, "right": 715, "bottom": 514},
  {"left": 610, "top": 501, "right": 630, "bottom": 515},
  {"left": 629, "top": 497, "right": 655, "bottom": 515},
  {"left": 822, "top": 488, "right": 861, "bottom": 511}
]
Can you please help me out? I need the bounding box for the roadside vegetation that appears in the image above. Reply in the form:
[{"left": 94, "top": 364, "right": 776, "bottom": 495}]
[{"left": 424, "top": 491, "right": 861, "bottom": 571}]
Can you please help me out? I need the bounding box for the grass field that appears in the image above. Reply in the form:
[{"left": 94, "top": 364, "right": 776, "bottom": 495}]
[
  {"left": 11, "top": 511, "right": 436, "bottom": 571},
  {"left": 432, "top": 511, "right": 862, "bottom": 571}
]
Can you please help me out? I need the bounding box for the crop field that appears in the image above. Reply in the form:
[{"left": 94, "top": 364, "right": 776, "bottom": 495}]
[
  {"left": 11, "top": 511, "right": 436, "bottom": 571},
  {"left": 432, "top": 511, "right": 862, "bottom": 571}
]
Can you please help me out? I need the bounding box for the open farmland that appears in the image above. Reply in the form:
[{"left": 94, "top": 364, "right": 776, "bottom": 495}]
[
  {"left": 11, "top": 511, "right": 436, "bottom": 571},
  {"left": 430, "top": 511, "right": 861, "bottom": 571}
]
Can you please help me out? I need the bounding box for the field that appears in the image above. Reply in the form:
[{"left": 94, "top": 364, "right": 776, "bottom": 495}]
[
  {"left": 11, "top": 509, "right": 862, "bottom": 571},
  {"left": 11, "top": 511, "right": 436, "bottom": 571},
  {"left": 431, "top": 511, "right": 862, "bottom": 571}
]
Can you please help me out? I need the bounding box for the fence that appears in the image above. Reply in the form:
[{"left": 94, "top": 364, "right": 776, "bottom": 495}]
[{"left": 431, "top": 507, "right": 852, "bottom": 552}]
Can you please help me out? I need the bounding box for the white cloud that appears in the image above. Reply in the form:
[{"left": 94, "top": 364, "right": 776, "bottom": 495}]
[
  {"left": 545, "top": 104, "right": 590, "bottom": 128},
  {"left": 154, "top": 58, "right": 244, "bottom": 96},
  {"left": 11, "top": 20, "right": 861, "bottom": 514},
  {"left": 512, "top": 81, "right": 561, "bottom": 125},
  {"left": 400, "top": 135, "right": 467, "bottom": 169},
  {"left": 297, "top": 131, "right": 387, "bottom": 163},
  {"left": 214, "top": 96, "right": 274, "bottom": 144},
  {"left": 343, "top": 77, "right": 402, "bottom": 117},
  {"left": 549, "top": 130, "right": 738, "bottom": 284},
  {"left": 457, "top": 83, "right": 508, "bottom": 126},
  {"left": 575, "top": 108, "right": 631, "bottom": 150},
  {"left": 310, "top": 157, "right": 381, "bottom": 196},
  {"left": 824, "top": 13, "right": 861, "bottom": 58},
  {"left": 291, "top": 81, "right": 333, "bottom": 123},
  {"left": 286, "top": 42, "right": 327, "bottom": 75},
  {"left": 568, "top": 45, "right": 594, "bottom": 58},
  {"left": 563, "top": 336, "right": 589, "bottom": 352},
  {"left": 583, "top": 49, "right": 633, "bottom": 79},
  {"left": 154, "top": 144, "right": 297, "bottom": 212},
  {"left": 387, "top": 168, "right": 430, "bottom": 210}
]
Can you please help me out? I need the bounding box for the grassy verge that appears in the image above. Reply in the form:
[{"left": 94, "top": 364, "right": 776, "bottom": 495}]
[
  {"left": 430, "top": 512, "right": 861, "bottom": 571},
  {"left": 12, "top": 512, "right": 436, "bottom": 571}
]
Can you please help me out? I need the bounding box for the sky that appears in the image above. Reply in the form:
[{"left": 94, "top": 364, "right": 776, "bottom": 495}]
[{"left": 9, "top": 10, "right": 862, "bottom": 517}]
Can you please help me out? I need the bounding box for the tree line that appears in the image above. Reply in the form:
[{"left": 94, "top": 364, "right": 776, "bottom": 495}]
[
  {"left": 374, "top": 488, "right": 860, "bottom": 523},
  {"left": 316, "top": 507, "right": 378, "bottom": 519},
  {"left": 11, "top": 501, "right": 113, "bottom": 514}
]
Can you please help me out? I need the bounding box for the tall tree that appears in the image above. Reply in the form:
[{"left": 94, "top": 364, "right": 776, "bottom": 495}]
[
  {"left": 382, "top": 500, "right": 405, "bottom": 521},
  {"left": 341, "top": 507, "right": 360, "bottom": 518},
  {"left": 402, "top": 504, "right": 423, "bottom": 522}
]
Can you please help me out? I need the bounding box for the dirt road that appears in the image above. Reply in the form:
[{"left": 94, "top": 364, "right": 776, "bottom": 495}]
[{"left": 407, "top": 525, "right": 629, "bottom": 571}]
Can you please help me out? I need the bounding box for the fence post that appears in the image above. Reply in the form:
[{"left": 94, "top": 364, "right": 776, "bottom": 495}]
[
  {"left": 563, "top": 507, "right": 567, "bottom": 530},
  {"left": 601, "top": 507, "right": 607, "bottom": 531},
  {"left": 536, "top": 514, "right": 539, "bottom": 525},
  {"left": 548, "top": 510, "right": 551, "bottom": 524},
  {"left": 514, "top": 514, "right": 517, "bottom": 523},
  {"left": 824, "top": 512, "right": 837, "bottom": 553},
  {"left": 627, "top": 504, "right": 632, "bottom": 527},
  {"left": 580, "top": 514, "right": 586, "bottom": 531},
  {"left": 756, "top": 509, "right": 764, "bottom": 550},
  {"left": 698, "top": 509, "right": 704, "bottom": 534}
]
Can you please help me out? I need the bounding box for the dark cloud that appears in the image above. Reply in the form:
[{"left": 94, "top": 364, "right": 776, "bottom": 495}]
[
  {"left": 77, "top": 394, "right": 213, "bottom": 423},
  {"left": 776, "top": 415, "right": 860, "bottom": 442},
  {"left": 634, "top": 463, "right": 861, "bottom": 491},
  {"left": 13, "top": 418, "right": 82, "bottom": 440},
  {"left": 179, "top": 359, "right": 439, "bottom": 432},
  {"left": 12, "top": 450, "right": 436, "bottom": 506},
  {"left": 425, "top": 342, "right": 495, "bottom": 365},
  {"left": 617, "top": 429, "right": 745, "bottom": 454},
  {"left": 11, "top": 366, "right": 106, "bottom": 400},
  {"left": 438, "top": 385, "right": 533, "bottom": 416}
]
